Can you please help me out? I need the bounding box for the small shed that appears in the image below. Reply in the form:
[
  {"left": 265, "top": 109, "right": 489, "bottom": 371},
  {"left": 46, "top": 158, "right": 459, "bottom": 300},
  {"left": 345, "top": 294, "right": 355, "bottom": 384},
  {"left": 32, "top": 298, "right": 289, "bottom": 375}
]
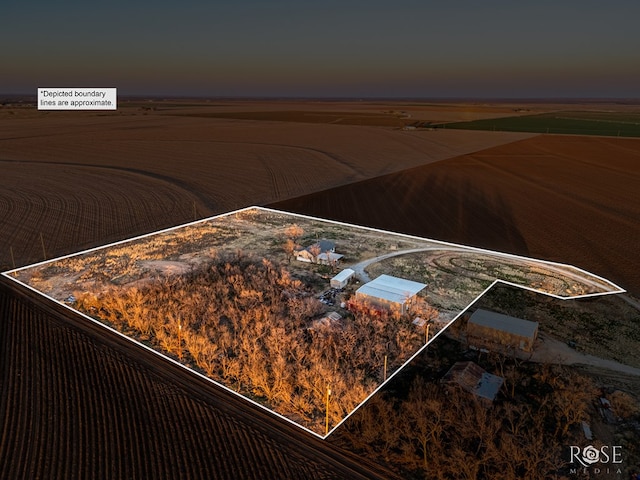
[
  {"left": 441, "top": 361, "right": 504, "bottom": 402},
  {"left": 467, "top": 309, "right": 539, "bottom": 353},
  {"left": 310, "top": 311, "right": 343, "bottom": 332},
  {"left": 412, "top": 317, "right": 427, "bottom": 328},
  {"left": 331, "top": 269, "right": 355, "bottom": 289}
]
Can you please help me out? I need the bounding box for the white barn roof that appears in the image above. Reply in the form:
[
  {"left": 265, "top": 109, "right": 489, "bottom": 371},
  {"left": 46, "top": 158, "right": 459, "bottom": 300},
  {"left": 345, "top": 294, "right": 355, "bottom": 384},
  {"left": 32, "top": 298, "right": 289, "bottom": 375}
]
[
  {"left": 332, "top": 269, "right": 355, "bottom": 283},
  {"left": 469, "top": 309, "right": 538, "bottom": 339},
  {"left": 356, "top": 274, "right": 426, "bottom": 304}
]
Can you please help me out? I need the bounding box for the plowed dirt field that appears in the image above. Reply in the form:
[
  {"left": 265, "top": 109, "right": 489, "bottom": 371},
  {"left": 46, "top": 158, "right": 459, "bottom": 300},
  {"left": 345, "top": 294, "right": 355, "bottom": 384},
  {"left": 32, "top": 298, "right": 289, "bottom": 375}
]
[
  {"left": 2, "top": 101, "right": 638, "bottom": 478},
  {"left": 0, "top": 105, "right": 531, "bottom": 270},
  {"left": 0, "top": 278, "right": 401, "bottom": 480},
  {"left": 273, "top": 134, "right": 640, "bottom": 296}
]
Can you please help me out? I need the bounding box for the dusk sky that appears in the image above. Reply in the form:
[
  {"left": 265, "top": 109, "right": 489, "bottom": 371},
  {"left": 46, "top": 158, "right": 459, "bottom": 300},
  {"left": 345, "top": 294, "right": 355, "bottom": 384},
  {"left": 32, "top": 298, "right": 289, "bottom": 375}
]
[{"left": 3, "top": 0, "right": 640, "bottom": 98}]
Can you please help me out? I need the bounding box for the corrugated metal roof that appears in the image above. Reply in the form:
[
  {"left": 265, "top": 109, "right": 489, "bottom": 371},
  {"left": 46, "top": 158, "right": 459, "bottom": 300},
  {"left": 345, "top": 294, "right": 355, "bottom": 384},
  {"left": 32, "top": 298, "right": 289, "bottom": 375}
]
[
  {"left": 476, "top": 372, "right": 504, "bottom": 401},
  {"left": 469, "top": 308, "right": 538, "bottom": 339},
  {"left": 332, "top": 269, "right": 355, "bottom": 283},
  {"left": 356, "top": 274, "right": 426, "bottom": 304},
  {"left": 325, "top": 311, "right": 343, "bottom": 321},
  {"left": 442, "top": 361, "right": 503, "bottom": 402}
]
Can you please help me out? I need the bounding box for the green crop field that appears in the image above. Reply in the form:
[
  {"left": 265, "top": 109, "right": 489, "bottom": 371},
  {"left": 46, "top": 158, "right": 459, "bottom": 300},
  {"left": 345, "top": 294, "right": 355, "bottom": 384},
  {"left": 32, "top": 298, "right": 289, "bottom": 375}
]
[{"left": 435, "top": 111, "right": 640, "bottom": 137}]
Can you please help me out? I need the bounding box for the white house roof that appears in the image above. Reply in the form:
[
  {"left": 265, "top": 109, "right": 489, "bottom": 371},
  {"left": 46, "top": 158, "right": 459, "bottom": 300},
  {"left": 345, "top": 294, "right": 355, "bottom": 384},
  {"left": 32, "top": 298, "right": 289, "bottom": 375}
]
[
  {"left": 332, "top": 269, "right": 355, "bottom": 283},
  {"left": 356, "top": 274, "right": 426, "bottom": 304},
  {"left": 468, "top": 309, "right": 538, "bottom": 339},
  {"left": 318, "top": 252, "right": 343, "bottom": 262}
]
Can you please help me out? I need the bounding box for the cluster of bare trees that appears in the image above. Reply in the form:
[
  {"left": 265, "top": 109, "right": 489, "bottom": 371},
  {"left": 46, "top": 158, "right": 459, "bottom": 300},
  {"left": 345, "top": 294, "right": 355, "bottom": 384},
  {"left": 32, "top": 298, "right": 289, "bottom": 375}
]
[
  {"left": 74, "top": 252, "right": 425, "bottom": 434},
  {"left": 282, "top": 224, "right": 304, "bottom": 263},
  {"left": 333, "top": 362, "right": 599, "bottom": 480}
]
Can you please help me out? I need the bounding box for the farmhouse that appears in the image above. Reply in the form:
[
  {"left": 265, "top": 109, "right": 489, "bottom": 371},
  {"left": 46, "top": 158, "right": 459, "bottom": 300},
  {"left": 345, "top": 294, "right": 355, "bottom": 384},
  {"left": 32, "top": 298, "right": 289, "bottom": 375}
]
[
  {"left": 441, "top": 361, "right": 504, "bottom": 403},
  {"left": 355, "top": 274, "right": 426, "bottom": 313},
  {"left": 295, "top": 240, "right": 343, "bottom": 265},
  {"left": 330, "top": 269, "right": 355, "bottom": 289},
  {"left": 466, "top": 308, "right": 539, "bottom": 353}
]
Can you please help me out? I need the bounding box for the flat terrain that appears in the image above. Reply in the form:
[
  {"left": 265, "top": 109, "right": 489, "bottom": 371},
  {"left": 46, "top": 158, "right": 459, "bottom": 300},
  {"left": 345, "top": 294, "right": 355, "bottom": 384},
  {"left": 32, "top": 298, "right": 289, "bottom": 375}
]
[
  {"left": 1, "top": 99, "right": 639, "bottom": 478},
  {"left": 437, "top": 110, "right": 640, "bottom": 137},
  {"left": 273, "top": 134, "right": 640, "bottom": 297},
  {"left": 0, "top": 101, "right": 533, "bottom": 270},
  {"left": 11, "top": 207, "right": 618, "bottom": 436},
  {"left": 0, "top": 277, "right": 400, "bottom": 480},
  {"left": 469, "top": 284, "right": 640, "bottom": 369}
]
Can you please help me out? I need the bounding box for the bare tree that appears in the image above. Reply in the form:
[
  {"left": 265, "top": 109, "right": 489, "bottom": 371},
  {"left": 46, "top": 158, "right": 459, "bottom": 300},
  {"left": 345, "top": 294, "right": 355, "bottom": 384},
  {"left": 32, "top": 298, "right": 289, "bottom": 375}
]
[
  {"left": 283, "top": 238, "right": 297, "bottom": 263},
  {"left": 551, "top": 370, "right": 596, "bottom": 437},
  {"left": 284, "top": 224, "right": 304, "bottom": 242},
  {"left": 308, "top": 243, "right": 321, "bottom": 263},
  {"left": 401, "top": 378, "right": 447, "bottom": 471}
]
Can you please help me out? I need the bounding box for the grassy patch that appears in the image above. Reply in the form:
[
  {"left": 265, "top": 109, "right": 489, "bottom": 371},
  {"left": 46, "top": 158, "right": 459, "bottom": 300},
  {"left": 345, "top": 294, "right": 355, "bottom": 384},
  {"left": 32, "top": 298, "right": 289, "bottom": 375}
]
[{"left": 173, "top": 110, "right": 408, "bottom": 127}]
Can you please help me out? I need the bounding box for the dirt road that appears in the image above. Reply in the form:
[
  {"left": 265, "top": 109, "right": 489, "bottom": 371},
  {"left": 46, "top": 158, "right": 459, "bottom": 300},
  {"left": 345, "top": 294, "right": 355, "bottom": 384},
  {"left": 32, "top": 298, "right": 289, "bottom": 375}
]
[
  {"left": 531, "top": 332, "right": 640, "bottom": 376},
  {"left": 348, "top": 246, "right": 616, "bottom": 294}
]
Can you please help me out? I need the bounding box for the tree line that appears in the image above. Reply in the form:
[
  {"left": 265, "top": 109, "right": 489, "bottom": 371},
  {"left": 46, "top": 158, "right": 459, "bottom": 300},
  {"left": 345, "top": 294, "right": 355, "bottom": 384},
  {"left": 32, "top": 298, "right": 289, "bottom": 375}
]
[
  {"left": 332, "top": 361, "right": 602, "bottom": 479},
  {"left": 74, "top": 251, "right": 427, "bottom": 434}
]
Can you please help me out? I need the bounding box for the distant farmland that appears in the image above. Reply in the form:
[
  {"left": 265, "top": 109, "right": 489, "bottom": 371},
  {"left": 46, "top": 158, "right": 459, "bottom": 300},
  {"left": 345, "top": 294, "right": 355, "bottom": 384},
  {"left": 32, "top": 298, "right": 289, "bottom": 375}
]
[
  {"left": 272, "top": 134, "right": 640, "bottom": 297},
  {"left": 2, "top": 100, "right": 639, "bottom": 480},
  {"left": 0, "top": 105, "right": 531, "bottom": 271},
  {"left": 176, "top": 110, "right": 410, "bottom": 127},
  {"left": 436, "top": 111, "right": 640, "bottom": 137}
]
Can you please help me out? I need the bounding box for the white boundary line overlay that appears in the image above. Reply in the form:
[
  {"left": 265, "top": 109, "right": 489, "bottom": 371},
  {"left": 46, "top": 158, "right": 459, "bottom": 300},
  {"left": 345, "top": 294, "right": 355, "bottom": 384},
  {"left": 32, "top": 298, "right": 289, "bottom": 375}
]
[{"left": 1, "top": 206, "right": 626, "bottom": 439}]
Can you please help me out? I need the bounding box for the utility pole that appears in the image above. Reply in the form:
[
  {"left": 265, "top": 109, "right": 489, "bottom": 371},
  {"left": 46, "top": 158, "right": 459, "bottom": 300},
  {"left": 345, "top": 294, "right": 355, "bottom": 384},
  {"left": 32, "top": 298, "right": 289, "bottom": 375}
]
[
  {"left": 39, "top": 233, "right": 47, "bottom": 261},
  {"left": 178, "top": 320, "right": 183, "bottom": 360},
  {"left": 383, "top": 355, "right": 387, "bottom": 382},
  {"left": 425, "top": 323, "right": 430, "bottom": 344},
  {"left": 10, "top": 246, "right": 17, "bottom": 275},
  {"left": 325, "top": 385, "right": 331, "bottom": 436}
]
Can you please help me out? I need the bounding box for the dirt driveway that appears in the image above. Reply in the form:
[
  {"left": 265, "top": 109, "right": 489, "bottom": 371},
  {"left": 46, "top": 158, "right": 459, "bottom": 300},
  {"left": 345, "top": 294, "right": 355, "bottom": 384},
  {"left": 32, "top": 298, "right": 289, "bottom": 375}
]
[{"left": 531, "top": 332, "right": 640, "bottom": 376}]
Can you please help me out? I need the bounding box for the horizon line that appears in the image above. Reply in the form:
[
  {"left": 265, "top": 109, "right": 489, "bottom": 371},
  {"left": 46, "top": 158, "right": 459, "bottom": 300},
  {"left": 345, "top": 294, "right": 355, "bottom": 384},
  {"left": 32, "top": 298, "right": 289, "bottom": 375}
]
[{"left": 2, "top": 93, "right": 640, "bottom": 104}]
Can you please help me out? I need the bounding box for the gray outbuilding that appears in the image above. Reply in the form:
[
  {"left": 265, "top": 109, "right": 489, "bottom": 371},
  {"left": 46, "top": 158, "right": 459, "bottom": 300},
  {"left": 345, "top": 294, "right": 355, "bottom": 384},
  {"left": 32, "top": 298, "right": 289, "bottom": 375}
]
[
  {"left": 466, "top": 308, "right": 539, "bottom": 353},
  {"left": 442, "top": 361, "right": 504, "bottom": 403},
  {"left": 330, "top": 269, "right": 355, "bottom": 289}
]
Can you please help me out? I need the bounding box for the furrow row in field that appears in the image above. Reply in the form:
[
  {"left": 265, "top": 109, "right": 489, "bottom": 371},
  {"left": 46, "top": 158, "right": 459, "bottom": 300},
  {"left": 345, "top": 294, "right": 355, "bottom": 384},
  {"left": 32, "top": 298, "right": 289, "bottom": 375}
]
[
  {"left": 0, "top": 279, "right": 401, "bottom": 479},
  {"left": 273, "top": 135, "right": 640, "bottom": 296},
  {"left": 0, "top": 162, "right": 198, "bottom": 270}
]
